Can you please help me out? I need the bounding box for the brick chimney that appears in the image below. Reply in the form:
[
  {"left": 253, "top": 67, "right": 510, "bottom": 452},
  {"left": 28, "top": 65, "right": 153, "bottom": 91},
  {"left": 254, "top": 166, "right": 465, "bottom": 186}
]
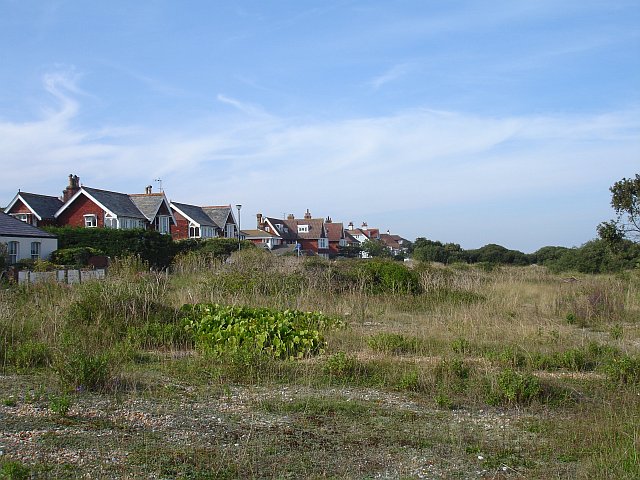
[
  {"left": 145, "top": 185, "right": 153, "bottom": 194},
  {"left": 304, "top": 209, "right": 312, "bottom": 220},
  {"left": 62, "top": 174, "right": 81, "bottom": 202},
  {"left": 287, "top": 213, "right": 295, "bottom": 220},
  {"left": 256, "top": 213, "right": 263, "bottom": 228},
  {"left": 325, "top": 216, "right": 332, "bottom": 223}
]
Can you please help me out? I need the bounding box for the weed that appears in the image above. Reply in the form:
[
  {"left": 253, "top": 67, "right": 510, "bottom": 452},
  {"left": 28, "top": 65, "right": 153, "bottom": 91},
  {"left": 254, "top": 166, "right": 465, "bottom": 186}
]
[
  {"left": 367, "top": 333, "right": 421, "bottom": 355},
  {"left": 53, "top": 350, "right": 113, "bottom": 392},
  {"left": 488, "top": 368, "right": 541, "bottom": 405},
  {"left": 451, "top": 337, "right": 471, "bottom": 354},
  {"left": 9, "top": 341, "right": 51, "bottom": 370},
  {"left": 396, "top": 370, "right": 422, "bottom": 391},
  {"left": 49, "top": 393, "right": 72, "bottom": 417},
  {"left": 0, "top": 460, "right": 30, "bottom": 480},
  {"left": 604, "top": 355, "right": 640, "bottom": 384},
  {"left": 2, "top": 397, "right": 16, "bottom": 407}
]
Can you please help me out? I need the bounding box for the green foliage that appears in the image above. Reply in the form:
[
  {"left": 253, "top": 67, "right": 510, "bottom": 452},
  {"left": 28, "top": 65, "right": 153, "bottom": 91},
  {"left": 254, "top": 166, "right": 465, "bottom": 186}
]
[
  {"left": 604, "top": 355, "right": 640, "bottom": 384},
  {"left": 8, "top": 341, "right": 52, "bottom": 370},
  {"left": 600, "top": 173, "right": 640, "bottom": 242},
  {"left": 412, "top": 238, "right": 464, "bottom": 264},
  {"left": 182, "top": 304, "right": 341, "bottom": 360},
  {"left": 0, "top": 460, "right": 30, "bottom": 480},
  {"left": 51, "top": 246, "right": 104, "bottom": 266},
  {"left": 175, "top": 237, "right": 254, "bottom": 258},
  {"left": 488, "top": 368, "right": 541, "bottom": 405},
  {"left": 367, "top": 333, "right": 421, "bottom": 355},
  {"left": 53, "top": 350, "right": 113, "bottom": 392},
  {"left": 361, "top": 238, "right": 391, "bottom": 258},
  {"left": 542, "top": 239, "right": 640, "bottom": 274},
  {"left": 45, "top": 226, "right": 175, "bottom": 268},
  {"left": 0, "top": 242, "right": 7, "bottom": 271},
  {"left": 337, "top": 244, "right": 363, "bottom": 258},
  {"left": 396, "top": 370, "right": 422, "bottom": 391},
  {"left": 464, "top": 244, "right": 529, "bottom": 266},
  {"left": 49, "top": 393, "right": 72, "bottom": 417},
  {"left": 357, "top": 259, "right": 421, "bottom": 294}
]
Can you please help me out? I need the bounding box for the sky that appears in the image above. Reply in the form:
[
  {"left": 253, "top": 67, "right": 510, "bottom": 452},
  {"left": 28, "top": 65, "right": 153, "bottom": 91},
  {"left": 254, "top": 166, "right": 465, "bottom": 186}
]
[{"left": 0, "top": 1, "right": 638, "bottom": 253}]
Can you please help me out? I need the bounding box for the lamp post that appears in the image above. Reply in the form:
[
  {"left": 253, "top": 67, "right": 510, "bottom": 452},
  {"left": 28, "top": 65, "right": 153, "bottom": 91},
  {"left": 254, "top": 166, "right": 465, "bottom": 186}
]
[{"left": 235, "top": 204, "right": 242, "bottom": 251}]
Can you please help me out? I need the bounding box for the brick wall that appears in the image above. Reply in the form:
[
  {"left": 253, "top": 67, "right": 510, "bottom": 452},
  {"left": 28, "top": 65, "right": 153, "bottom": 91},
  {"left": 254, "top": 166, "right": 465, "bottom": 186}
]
[
  {"left": 57, "top": 194, "right": 105, "bottom": 228},
  {"left": 171, "top": 210, "right": 190, "bottom": 240}
]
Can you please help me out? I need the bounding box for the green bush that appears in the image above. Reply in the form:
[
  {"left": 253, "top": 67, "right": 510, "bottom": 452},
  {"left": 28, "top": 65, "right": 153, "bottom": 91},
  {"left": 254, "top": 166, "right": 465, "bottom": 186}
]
[
  {"left": 367, "top": 333, "right": 421, "bottom": 355},
  {"left": 53, "top": 350, "right": 113, "bottom": 392},
  {"left": 604, "top": 355, "right": 640, "bottom": 384},
  {"left": 0, "top": 460, "right": 30, "bottom": 480},
  {"left": 357, "top": 259, "right": 421, "bottom": 294},
  {"left": 488, "top": 368, "right": 541, "bottom": 405},
  {"left": 9, "top": 341, "right": 52, "bottom": 369},
  {"left": 323, "top": 352, "right": 361, "bottom": 379},
  {"left": 49, "top": 393, "right": 72, "bottom": 417},
  {"left": 51, "top": 246, "right": 104, "bottom": 266}
]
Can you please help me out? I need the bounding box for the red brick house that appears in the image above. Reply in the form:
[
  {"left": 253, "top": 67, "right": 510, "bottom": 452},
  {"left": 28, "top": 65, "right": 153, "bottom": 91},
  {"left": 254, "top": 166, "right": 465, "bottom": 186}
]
[
  {"left": 257, "top": 210, "right": 330, "bottom": 258},
  {"left": 4, "top": 192, "right": 63, "bottom": 227}
]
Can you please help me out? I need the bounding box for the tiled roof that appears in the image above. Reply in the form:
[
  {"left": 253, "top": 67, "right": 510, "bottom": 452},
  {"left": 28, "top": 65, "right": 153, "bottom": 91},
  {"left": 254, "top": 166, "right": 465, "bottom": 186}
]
[
  {"left": 324, "top": 222, "right": 345, "bottom": 242},
  {"left": 202, "top": 206, "right": 234, "bottom": 229},
  {"left": 286, "top": 218, "right": 326, "bottom": 240},
  {"left": 10, "top": 192, "right": 63, "bottom": 220},
  {"left": 83, "top": 187, "right": 147, "bottom": 219},
  {"left": 171, "top": 202, "right": 217, "bottom": 227},
  {"left": 242, "top": 229, "right": 277, "bottom": 239},
  {"left": 379, "top": 233, "right": 401, "bottom": 249},
  {"left": 129, "top": 194, "right": 166, "bottom": 222},
  {"left": 264, "top": 217, "right": 298, "bottom": 241},
  {"left": 0, "top": 212, "right": 56, "bottom": 238}
]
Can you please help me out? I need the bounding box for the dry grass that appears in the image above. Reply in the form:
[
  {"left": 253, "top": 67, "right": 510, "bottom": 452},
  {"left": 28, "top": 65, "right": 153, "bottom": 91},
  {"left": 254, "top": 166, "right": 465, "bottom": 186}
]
[{"left": 1, "top": 252, "right": 638, "bottom": 478}]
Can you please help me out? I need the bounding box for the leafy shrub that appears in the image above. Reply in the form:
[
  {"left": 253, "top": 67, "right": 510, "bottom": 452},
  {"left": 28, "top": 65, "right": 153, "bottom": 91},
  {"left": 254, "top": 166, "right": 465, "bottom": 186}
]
[
  {"left": 451, "top": 337, "right": 471, "bottom": 354},
  {"left": 367, "top": 333, "right": 421, "bottom": 355},
  {"left": 488, "top": 368, "right": 540, "bottom": 405},
  {"left": 0, "top": 460, "right": 30, "bottom": 480},
  {"left": 484, "top": 345, "right": 528, "bottom": 368},
  {"left": 182, "top": 304, "right": 342, "bottom": 360},
  {"left": 397, "top": 370, "right": 422, "bottom": 391},
  {"left": 127, "top": 321, "right": 193, "bottom": 349},
  {"left": 357, "top": 259, "right": 421, "bottom": 294}
]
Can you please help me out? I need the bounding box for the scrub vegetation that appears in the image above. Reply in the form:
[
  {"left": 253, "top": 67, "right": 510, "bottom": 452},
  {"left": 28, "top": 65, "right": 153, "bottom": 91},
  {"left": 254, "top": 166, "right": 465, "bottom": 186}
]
[{"left": 0, "top": 251, "right": 639, "bottom": 478}]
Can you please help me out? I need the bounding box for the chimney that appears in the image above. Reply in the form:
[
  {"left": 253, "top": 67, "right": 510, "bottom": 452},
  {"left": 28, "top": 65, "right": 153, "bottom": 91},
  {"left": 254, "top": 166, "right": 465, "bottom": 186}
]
[
  {"left": 145, "top": 185, "right": 153, "bottom": 194},
  {"left": 256, "top": 213, "right": 263, "bottom": 228},
  {"left": 325, "top": 216, "right": 332, "bottom": 223},
  {"left": 387, "top": 229, "right": 390, "bottom": 235},
  {"left": 348, "top": 222, "right": 354, "bottom": 230},
  {"left": 362, "top": 222, "right": 368, "bottom": 229},
  {"left": 287, "top": 213, "right": 295, "bottom": 220},
  {"left": 304, "top": 209, "right": 312, "bottom": 220},
  {"left": 62, "top": 174, "right": 81, "bottom": 202}
]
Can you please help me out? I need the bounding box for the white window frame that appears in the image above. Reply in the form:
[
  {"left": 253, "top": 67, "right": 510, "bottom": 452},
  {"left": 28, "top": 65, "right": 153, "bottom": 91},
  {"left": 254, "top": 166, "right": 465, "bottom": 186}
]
[
  {"left": 318, "top": 237, "right": 328, "bottom": 249},
  {"left": 201, "top": 226, "right": 215, "bottom": 238},
  {"left": 31, "top": 242, "right": 41, "bottom": 260},
  {"left": 189, "top": 223, "right": 200, "bottom": 238},
  {"left": 157, "top": 216, "right": 170, "bottom": 234},
  {"left": 84, "top": 214, "right": 97, "bottom": 228},
  {"left": 225, "top": 223, "right": 235, "bottom": 238},
  {"left": 12, "top": 213, "right": 30, "bottom": 224},
  {"left": 298, "top": 225, "right": 309, "bottom": 233},
  {"left": 105, "top": 214, "right": 118, "bottom": 229},
  {"left": 8, "top": 241, "right": 19, "bottom": 264},
  {"left": 339, "top": 238, "right": 347, "bottom": 247}
]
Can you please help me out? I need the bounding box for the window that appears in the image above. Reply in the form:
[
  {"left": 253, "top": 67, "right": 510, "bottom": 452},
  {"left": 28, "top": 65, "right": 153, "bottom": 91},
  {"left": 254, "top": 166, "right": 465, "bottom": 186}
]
[
  {"left": 189, "top": 224, "right": 200, "bottom": 238},
  {"left": 225, "top": 223, "right": 235, "bottom": 238},
  {"left": 298, "top": 225, "right": 309, "bottom": 233},
  {"left": 318, "top": 237, "right": 328, "bottom": 249},
  {"left": 105, "top": 215, "right": 118, "bottom": 229},
  {"left": 339, "top": 238, "right": 347, "bottom": 247},
  {"left": 84, "top": 214, "right": 97, "bottom": 228},
  {"left": 12, "top": 213, "right": 30, "bottom": 224},
  {"left": 157, "top": 216, "right": 170, "bottom": 234},
  {"left": 201, "top": 226, "right": 215, "bottom": 238},
  {"left": 8, "top": 241, "right": 19, "bottom": 264},
  {"left": 31, "top": 242, "right": 41, "bottom": 260}
]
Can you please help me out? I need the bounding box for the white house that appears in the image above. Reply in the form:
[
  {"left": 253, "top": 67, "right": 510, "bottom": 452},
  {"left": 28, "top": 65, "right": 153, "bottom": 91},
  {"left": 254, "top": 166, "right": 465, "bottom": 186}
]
[{"left": 0, "top": 212, "right": 58, "bottom": 264}]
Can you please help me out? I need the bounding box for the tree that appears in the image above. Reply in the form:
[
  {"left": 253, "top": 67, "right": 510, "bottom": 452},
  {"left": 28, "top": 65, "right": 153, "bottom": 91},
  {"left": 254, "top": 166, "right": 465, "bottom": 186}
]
[
  {"left": 361, "top": 238, "right": 391, "bottom": 258},
  {"left": 599, "top": 174, "right": 640, "bottom": 242}
]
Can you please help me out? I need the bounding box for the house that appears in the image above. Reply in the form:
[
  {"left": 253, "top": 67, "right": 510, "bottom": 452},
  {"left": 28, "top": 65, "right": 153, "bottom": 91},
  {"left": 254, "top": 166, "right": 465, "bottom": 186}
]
[
  {"left": 257, "top": 210, "right": 330, "bottom": 258},
  {"left": 346, "top": 222, "right": 382, "bottom": 258},
  {"left": 55, "top": 181, "right": 175, "bottom": 234},
  {"left": 170, "top": 202, "right": 219, "bottom": 240},
  {"left": 0, "top": 212, "right": 58, "bottom": 264},
  {"left": 4, "top": 191, "right": 64, "bottom": 227},
  {"left": 202, "top": 206, "right": 239, "bottom": 239},
  {"left": 323, "top": 217, "right": 348, "bottom": 258},
  {"left": 242, "top": 229, "right": 282, "bottom": 250},
  {"left": 380, "top": 231, "right": 411, "bottom": 256}
]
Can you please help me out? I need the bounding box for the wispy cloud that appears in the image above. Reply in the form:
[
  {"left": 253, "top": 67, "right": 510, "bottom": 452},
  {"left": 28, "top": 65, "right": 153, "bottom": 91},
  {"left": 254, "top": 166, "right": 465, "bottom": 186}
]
[{"left": 369, "top": 63, "right": 412, "bottom": 90}]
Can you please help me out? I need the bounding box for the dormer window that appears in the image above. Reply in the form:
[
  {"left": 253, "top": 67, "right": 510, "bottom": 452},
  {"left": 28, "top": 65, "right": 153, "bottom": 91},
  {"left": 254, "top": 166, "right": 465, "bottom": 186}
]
[{"left": 298, "top": 225, "right": 309, "bottom": 233}]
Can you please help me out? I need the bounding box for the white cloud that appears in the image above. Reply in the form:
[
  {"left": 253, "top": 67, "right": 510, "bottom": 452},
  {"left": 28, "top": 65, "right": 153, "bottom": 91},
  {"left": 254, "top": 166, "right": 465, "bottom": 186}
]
[{"left": 1, "top": 72, "right": 638, "bottom": 249}]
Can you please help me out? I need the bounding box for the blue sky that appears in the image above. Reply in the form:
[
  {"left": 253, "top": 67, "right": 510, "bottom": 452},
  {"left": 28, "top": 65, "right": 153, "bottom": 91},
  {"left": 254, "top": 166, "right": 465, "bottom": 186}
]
[{"left": 1, "top": 1, "right": 638, "bottom": 252}]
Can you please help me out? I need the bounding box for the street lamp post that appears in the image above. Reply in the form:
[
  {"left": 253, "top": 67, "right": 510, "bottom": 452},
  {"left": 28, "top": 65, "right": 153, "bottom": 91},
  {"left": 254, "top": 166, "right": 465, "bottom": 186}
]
[{"left": 235, "top": 204, "right": 242, "bottom": 251}]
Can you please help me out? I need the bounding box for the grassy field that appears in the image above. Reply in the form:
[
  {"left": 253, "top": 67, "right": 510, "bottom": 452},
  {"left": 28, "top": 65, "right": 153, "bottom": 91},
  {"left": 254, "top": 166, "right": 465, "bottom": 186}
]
[{"left": 0, "top": 251, "right": 638, "bottom": 479}]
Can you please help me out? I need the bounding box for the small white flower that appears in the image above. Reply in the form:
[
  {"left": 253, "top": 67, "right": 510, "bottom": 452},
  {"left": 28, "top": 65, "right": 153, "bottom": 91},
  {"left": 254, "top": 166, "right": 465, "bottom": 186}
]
[{"left": 477, "top": 455, "right": 484, "bottom": 460}]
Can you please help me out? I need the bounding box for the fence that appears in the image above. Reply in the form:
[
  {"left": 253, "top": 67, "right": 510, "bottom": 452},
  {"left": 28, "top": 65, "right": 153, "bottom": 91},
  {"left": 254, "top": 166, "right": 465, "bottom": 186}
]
[{"left": 17, "top": 269, "right": 106, "bottom": 285}]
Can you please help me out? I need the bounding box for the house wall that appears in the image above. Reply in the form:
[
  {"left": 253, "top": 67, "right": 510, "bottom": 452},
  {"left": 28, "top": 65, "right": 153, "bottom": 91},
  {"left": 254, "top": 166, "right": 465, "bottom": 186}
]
[
  {"left": 57, "top": 195, "right": 105, "bottom": 228},
  {"left": 6, "top": 200, "right": 36, "bottom": 226},
  {"left": 0, "top": 236, "right": 58, "bottom": 262},
  {"left": 170, "top": 210, "right": 190, "bottom": 240}
]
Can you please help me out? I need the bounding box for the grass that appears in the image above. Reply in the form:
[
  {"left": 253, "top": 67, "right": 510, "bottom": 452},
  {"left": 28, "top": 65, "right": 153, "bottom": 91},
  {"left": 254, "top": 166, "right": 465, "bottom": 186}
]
[{"left": 0, "top": 251, "right": 639, "bottom": 478}]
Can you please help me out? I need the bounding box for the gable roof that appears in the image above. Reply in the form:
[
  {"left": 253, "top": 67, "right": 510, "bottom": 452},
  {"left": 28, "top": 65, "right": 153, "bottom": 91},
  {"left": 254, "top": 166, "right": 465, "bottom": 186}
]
[
  {"left": 5, "top": 192, "right": 63, "bottom": 221},
  {"left": 170, "top": 202, "right": 217, "bottom": 227},
  {"left": 325, "top": 222, "right": 345, "bottom": 242},
  {"left": 0, "top": 212, "right": 57, "bottom": 238},
  {"left": 129, "top": 193, "right": 176, "bottom": 224},
  {"left": 55, "top": 186, "right": 147, "bottom": 220},
  {"left": 202, "top": 206, "right": 235, "bottom": 229},
  {"left": 263, "top": 217, "right": 298, "bottom": 241},
  {"left": 242, "top": 229, "right": 278, "bottom": 239}
]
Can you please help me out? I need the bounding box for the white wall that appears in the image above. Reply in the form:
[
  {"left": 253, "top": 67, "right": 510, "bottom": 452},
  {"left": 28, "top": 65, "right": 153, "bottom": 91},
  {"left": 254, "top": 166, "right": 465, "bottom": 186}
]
[{"left": 0, "top": 236, "right": 58, "bottom": 262}]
